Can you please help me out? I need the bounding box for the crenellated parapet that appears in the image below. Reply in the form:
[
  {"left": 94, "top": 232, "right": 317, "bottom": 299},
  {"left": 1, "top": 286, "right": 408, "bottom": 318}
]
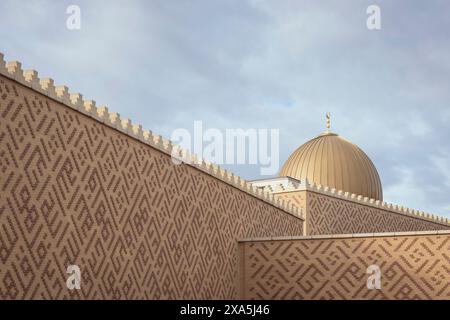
[
  {"left": 0, "top": 52, "right": 303, "bottom": 221},
  {"left": 250, "top": 176, "right": 450, "bottom": 227}
]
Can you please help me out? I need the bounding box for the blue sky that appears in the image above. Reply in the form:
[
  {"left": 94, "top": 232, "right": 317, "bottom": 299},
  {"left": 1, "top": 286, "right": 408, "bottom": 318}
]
[{"left": 1, "top": 0, "right": 450, "bottom": 217}]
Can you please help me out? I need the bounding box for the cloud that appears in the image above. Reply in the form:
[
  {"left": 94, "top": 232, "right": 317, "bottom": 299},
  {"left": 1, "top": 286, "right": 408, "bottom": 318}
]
[{"left": 1, "top": 0, "right": 449, "bottom": 217}]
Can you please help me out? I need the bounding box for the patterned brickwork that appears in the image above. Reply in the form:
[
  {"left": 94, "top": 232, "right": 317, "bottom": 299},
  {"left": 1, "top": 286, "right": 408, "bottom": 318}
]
[
  {"left": 275, "top": 191, "right": 308, "bottom": 234},
  {"left": 276, "top": 191, "right": 306, "bottom": 211},
  {"left": 0, "top": 74, "right": 304, "bottom": 299},
  {"left": 240, "top": 233, "right": 450, "bottom": 299},
  {"left": 277, "top": 190, "right": 448, "bottom": 235}
]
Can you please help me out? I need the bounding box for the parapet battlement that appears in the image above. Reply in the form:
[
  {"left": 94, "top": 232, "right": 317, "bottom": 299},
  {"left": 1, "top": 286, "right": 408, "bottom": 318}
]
[
  {"left": 2, "top": 51, "right": 449, "bottom": 228},
  {"left": 251, "top": 176, "right": 450, "bottom": 226},
  {"left": 0, "top": 52, "right": 303, "bottom": 221}
]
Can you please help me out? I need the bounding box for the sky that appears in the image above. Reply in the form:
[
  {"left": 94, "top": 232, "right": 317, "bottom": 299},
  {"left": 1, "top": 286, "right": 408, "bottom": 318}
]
[{"left": 1, "top": 0, "right": 449, "bottom": 217}]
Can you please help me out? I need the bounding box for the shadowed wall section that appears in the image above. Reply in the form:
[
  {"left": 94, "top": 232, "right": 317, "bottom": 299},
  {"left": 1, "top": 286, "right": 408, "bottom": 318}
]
[
  {"left": 240, "top": 232, "right": 450, "bottom": 299},
  {"left": 0, "top": 74, "right": 304, "bottom": 299}
]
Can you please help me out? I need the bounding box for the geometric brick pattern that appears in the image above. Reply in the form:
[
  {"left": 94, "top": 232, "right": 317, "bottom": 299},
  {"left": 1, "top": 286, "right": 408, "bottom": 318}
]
[
  {"left": 275, "top": 191, "right": 309, "bottom": 233},
  {"left": 240, "top": 234, "right": 450, "bottom": 299},
  {"left": 0, "top": 75, "right": 304, "bottom": 299},
  {"left": 277, "top": 191, "right": 448, "bottom": 235},
  {"left": 276, "top": 191, "right": 306, "bottom": 212}
]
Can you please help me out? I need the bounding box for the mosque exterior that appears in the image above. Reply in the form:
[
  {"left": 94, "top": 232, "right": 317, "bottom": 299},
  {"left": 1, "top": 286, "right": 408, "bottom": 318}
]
[{"left": 0, "top": 52, "right": 449, "bottom": 300}]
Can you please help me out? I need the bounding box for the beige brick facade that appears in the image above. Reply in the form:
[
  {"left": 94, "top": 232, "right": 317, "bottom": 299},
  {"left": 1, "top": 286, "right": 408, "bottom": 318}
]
[
  {"left": 240, "top": 232, "right": 450, "bottom": 299},
  {"left": 1, "top": 53, "right": 449, "bottom": 300},
  {"left": 0, "top": 74, "right": 303, "bottom": 299},
  {"left": 276, "top": 190, "right": 449, "bottom": 235}
]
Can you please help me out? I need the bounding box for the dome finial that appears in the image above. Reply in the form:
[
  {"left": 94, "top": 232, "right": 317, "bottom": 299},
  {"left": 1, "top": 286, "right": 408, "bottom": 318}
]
[{"left": 326, "top": 112, "right": 331, "bottom": 131}]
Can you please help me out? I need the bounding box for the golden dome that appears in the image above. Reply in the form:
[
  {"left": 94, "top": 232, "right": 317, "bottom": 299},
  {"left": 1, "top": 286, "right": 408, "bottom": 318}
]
[{"left": 280, "top": 131, "right": 383, "bottom": 200}]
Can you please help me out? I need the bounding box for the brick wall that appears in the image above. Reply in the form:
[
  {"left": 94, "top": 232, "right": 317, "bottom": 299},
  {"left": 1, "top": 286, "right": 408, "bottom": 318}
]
[
  {"left": 0, "top": 74, "right": 304, "bottom": 299},
  {"left": 276, "top": 190, "right": 449, "bottom": 235},
  {"left": 240, "top": 232, "right": 450, "bottom": 299}
]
